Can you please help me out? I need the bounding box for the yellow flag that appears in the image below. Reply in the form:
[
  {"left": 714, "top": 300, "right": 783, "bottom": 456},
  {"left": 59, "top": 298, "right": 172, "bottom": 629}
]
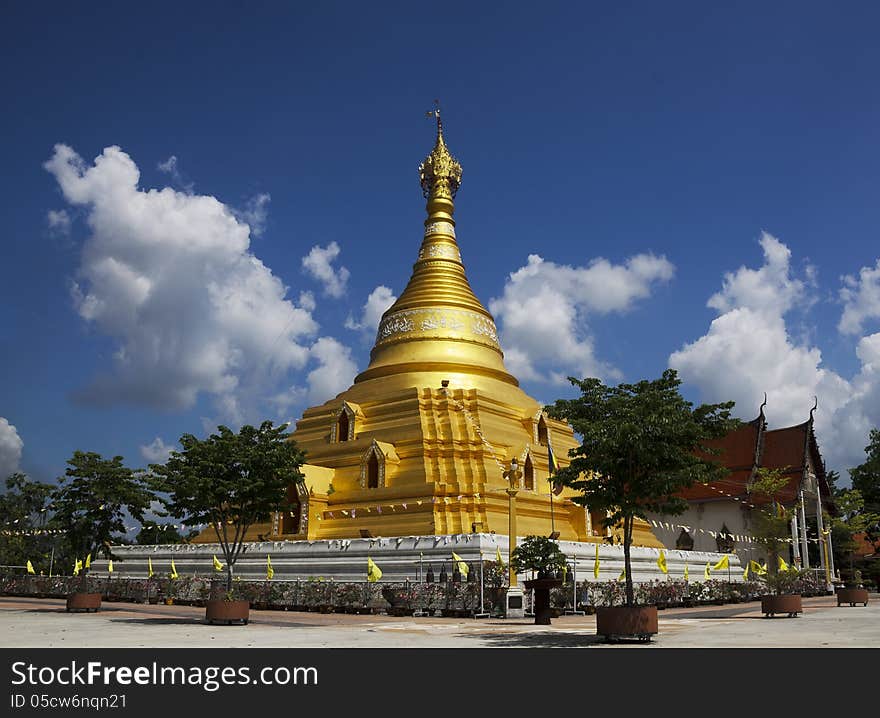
[
  {"left": 593, "top": 543, "right": 600, "bottom": 579},
  {"left": 618, "top": 567, "right": 626, "bottom": 581},
  {"left": 212, "top": 555, "right": 223, "bottom": 571},
  {"left": 778, "top": 555, "right": 789, "bottom": 572},
  {"left": 26, "top": 560, "right": 35, "bottom": 575},
  {"left": 73, "top": 559, "right": 82, "bottom": 576},
  {"left": 712, "top": 554, "right": 729, "bottom": 571},
  {"left": 169, "top": 558, "right": 178, "bottom": 579},
  {"left": 495, "top": 546, "right": 504, "bottom": 567},
  {"left": 704, "top": 562, "right": 711, "bottom": 580},
  {"left": 85, "top": 553, "right": 91, "bottom": 569},
  {"left": 742, "top": 560, "right": 750, "bottom": 581},
  {"left": 657, "top": 550, "right": 668, "bottom": 574},
  {"left": 266, "top": 554, "right": 274, "bottom": 580},
  {"left": 452, "top": 552, "right": 469, "bottom": 578},
  {"left": 108, "top": 560, "right": 114, "bottom": 574},
  {"left": 147, "top": 557, "right": 154, "bottom": 578},
  {"left": 367, "top": 556, "right": 382, "bottom": 582},
  {"left": 684, "top": 561, "right": 689, "bottom": 581}
]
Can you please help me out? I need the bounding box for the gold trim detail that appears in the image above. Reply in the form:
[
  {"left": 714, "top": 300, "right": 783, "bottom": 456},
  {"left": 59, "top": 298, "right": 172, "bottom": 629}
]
[{"left": 376, "top": 308, "right": 499, "bottom": 347}]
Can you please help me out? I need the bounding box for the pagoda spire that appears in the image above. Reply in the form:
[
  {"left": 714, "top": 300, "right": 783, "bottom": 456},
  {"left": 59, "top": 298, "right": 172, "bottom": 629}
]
[{"left": 354, "top": 108, "right": 517, "bottom": 387}]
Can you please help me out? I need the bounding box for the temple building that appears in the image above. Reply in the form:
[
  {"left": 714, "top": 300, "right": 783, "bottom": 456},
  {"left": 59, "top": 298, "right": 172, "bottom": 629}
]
[{"left": 645, "top": 400, "right": 836, "bottom": 583}]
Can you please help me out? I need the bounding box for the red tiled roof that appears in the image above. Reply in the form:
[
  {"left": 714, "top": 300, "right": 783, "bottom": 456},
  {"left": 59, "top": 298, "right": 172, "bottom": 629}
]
[
  {"left": 700, "top": 422, "right": 759, "bottom": 470},
  {"left": 762, "top": 423, "right": 808, "bottom": 473},
  {"left": 676, "top": 414, "right": 831, "bottom": 509}
]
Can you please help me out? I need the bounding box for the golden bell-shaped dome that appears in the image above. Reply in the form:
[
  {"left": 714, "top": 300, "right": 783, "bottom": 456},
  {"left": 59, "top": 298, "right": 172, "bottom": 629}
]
[{"left": 354, "top": 112, "right": 517, "bottom": 388}]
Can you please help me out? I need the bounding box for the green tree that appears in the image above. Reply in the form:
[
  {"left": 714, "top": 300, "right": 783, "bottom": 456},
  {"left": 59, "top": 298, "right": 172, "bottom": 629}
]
[
  {"left": 51, "top": 452, "right": 154, "bottom": 573},
  {"left": 510, "top": 535, "right": 568, "bottom": 578},
  {"left": 547, "top": 369, "right": 738, "bottom": 607},
  {"left": 748, "top": 467, "right": 817, "bottom": 594},
  {"left": 149, "top": 421, "right": 305, "bottom": 592},
  {"left": 0, "top": 473, "right": 54, "bottom": 570},
  {"left": 828, "top": 488, "right": 880, "bottom": 586},
  {"left": 850, "top": 428, "right": 880, "bottom": 544}
]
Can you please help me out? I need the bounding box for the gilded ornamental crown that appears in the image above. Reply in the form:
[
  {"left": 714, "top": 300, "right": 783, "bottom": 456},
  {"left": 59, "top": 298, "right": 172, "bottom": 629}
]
[{"left": 419, "top": 108, "right": 462, "bottom": 200}]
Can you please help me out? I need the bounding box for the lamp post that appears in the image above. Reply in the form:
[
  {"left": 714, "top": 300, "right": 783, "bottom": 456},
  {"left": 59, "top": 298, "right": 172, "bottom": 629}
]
[
  {"left": 501, "top": 458, "right": 525, "bottom": 618},
  {"left": 503, "top": 458, "right": 522, "bottom": 588}
]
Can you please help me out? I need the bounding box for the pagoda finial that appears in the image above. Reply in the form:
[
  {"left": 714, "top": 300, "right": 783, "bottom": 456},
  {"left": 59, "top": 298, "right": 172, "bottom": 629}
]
[
  {"left": 419, "top": 101, "right": 462, "bottom": 200},
  {"left": 810, "top": 396, "right": 818, "bottom": 423}
]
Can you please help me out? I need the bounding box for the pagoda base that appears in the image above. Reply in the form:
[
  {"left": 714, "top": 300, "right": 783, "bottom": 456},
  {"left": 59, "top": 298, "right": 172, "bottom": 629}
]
[{"left": 93, "top": 535, "right": 738, "bottom": 585}]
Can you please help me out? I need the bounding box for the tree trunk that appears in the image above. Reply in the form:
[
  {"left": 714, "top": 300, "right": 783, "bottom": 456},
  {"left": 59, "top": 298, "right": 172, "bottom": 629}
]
[
  {"left": 226, "top": 563, "right": 234, "bottom": 594},
  {"left": 623, "top": 515, "right": 634, "bottom": 607}
]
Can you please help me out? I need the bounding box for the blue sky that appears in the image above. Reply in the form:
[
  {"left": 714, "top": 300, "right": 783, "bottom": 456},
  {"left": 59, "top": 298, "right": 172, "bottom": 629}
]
[{"left": 2, "top": 1, "right": 879, "bottom": 490}]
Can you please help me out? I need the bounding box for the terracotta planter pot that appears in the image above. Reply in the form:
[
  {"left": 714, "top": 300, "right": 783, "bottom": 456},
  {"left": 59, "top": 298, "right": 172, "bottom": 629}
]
[
  {"left": 205, "top": 600, "right": 250, "bottom": 625},
  {"left": 66, "top": 593, "right": 102, "bottom": 612},
  {"left": 836, "top": 588, "right": 869, "bottom": 607},
  {"left": 596, "top": 605, "right": 658, "bottom": 641},
  {"left": 523, "top": 578, "right": 563, "bottom": 625},
  {"left": 761, "top": 594, "right": 802, "bottom": 617}
]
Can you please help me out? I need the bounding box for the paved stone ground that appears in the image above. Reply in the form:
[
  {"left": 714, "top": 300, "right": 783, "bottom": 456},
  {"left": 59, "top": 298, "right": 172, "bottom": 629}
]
[{"left": 2, "top": 594, "right": 879, "bottom": 648}]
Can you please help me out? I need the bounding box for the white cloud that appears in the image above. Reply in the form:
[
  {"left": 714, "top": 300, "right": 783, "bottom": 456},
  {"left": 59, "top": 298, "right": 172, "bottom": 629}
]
[
  {"left": 707, "top": 232, "right": 811, "bottom": 315},
  {"left": 345, "top": 285, "right": 396, "bottom": 333},
  {"left": 305, "top": 337, "right": 358, "bottom": 404},
  {"left": 44, "top": 144, "right": 320, "bottom": 415},
  {"left": 0, "top": 418, "right": 24, "bottom": 478},
  {"left": 233, "top": 193, "right": 271, "bottom": 238},
  {"left": 489, "top": 253, "right": 675, "bottom": 383},
  {"left": 157, "top": 155, "right": 178, "bottom": 174},
  {"left": 157, "top": 154, "right": 194, "bottom": 193},
  {"left": 670, "top": 307, "right": 851, "bottom": 426},
  {"left": 47, "top": 209, "right": 71, "bottom": 235},
  {"left": 302, "top": 242, "right": 350, "bottom": 298},
  {"left": 139, "top": 437, "right": 176, "bottom": 463},
  {"left": 839, "top": 258, "right": 880, "bottom": 336},
  {"left": 670, "top": 232, "right": 880, "bottom": 477}
]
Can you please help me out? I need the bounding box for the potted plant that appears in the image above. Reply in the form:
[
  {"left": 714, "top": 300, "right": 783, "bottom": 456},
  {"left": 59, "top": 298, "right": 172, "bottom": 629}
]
[
  {"left": 150, "top": 421, "right": 305, "bottom": 626},
  {"left": 547, "top": 369, "right": 737, "bottom": 641},
  {"left": 828, "top": 479, "right": 878, "bottom": 607},
  {"left": 748, "top": 467, "right": 805, "bottom": 617},
  {"left": 511, "top": 534, "right": 568, "bottom": 625},
  {"left": 51, "top": 451, "right": 154, "bottom": 613}
]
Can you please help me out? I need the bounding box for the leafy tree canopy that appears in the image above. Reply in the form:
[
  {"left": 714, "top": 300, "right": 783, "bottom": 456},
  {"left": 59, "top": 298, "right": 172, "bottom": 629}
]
[
  {"left": 0, "top": 473, "right": 55, "bottom": 569},
  {"left": 547, "top": 369, "right": 738, "bottom": 605},
  {"left": 850, "top": 428, "right": 880, "bottom": 542},
  {"left": 510, "top": 535, "right": 568, "bottom": 578},
  {"left": 149, "top": 421, "right": 305, "bottom": 591},
  {"left": 51, "top": 452, "right": 154, "bottom": 569}
]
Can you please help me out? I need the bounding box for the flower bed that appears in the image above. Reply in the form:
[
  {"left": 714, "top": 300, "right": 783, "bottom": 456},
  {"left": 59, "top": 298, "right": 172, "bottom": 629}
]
[{"left": 2, "top": 572, "right": 803, "bottom": 614}]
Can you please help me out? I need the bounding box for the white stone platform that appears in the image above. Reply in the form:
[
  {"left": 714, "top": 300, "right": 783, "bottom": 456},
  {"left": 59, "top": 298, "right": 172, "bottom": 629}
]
[{"left": 92, "top": 534, "right": 741, "bottom": 583}]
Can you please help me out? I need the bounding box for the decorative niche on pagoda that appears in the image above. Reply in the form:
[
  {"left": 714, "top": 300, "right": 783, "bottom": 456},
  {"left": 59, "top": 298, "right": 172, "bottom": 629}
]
[{"left": 240, "top": 112, "right": 663, "bottom": 548}]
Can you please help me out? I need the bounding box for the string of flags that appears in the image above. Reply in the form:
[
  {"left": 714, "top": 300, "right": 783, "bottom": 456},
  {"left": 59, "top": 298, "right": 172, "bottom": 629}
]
[{"left": 647, "top": 519, "right": 827, "bottom": 545}]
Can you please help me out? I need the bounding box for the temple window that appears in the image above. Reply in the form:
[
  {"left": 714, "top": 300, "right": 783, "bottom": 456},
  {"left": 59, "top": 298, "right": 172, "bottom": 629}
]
[
  {"left": 337, "top": 411, "right": 349, "bottom": 442},
  {"left": 331, "top": 403, "right": 357, "bottom": 442},
  {"left": 716, "top": 523, "right": 736, "bottom": 553},
  {"left": 524, "top": 454, "right": 534, "bottom": 490},
  {"left": 675, "top": 528, "right": 694, "bottom": 551},
  {"left": 360, "top": 440, "right": 390, "bottom": 489},
  {"left": 537, "top": 415, "right": 549, "bottom": 446},
  {"left": 367, "top": 452, "right": 379, "bottom": 489}
]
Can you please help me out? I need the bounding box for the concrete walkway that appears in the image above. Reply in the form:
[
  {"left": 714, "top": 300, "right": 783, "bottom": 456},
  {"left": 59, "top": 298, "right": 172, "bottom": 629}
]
[{"left": 2, "top": 594, "right": 878, "bottom": 648}]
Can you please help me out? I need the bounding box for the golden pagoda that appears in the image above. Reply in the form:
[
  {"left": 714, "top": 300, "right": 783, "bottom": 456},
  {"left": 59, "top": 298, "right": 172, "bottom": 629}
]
[{"left": 242, "top": 113, "right": 662, "bottom": 548}]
